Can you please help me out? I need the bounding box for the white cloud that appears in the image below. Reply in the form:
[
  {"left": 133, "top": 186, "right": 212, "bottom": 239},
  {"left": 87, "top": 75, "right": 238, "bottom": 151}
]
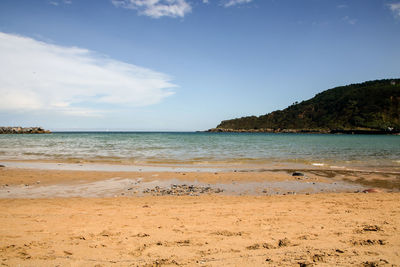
[
  {"left": 388, "top": 3, "right": 400, "bottom": 18},
  {"left": 0, "top": 32, "right": 176, "bottom": 117},
  {"left": 111, "top": 0, "right": 191, "bottom": 18},
  {"left": 223, "top": 0, "right": 252, "bottom": 8}
]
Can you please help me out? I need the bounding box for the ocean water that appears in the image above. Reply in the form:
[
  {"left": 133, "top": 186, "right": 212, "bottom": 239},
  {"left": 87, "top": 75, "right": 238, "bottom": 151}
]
[{"left": 0, "top": 132, "right": 399, "bottom": 169}]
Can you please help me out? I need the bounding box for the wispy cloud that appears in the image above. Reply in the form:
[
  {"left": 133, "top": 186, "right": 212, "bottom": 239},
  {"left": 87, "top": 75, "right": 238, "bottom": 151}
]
[
  {"left": 49, "top": 0, "right": 72, "bottom": 6},
  {"left": 337, "top": 4, "right": 347, "bottom": 9},
  {"left": 223, "top": 0, "right": 252, "bottom": 8},
  {"left": 111, "top": 0, "right": 191, "bottom": 18},
  {"left": 342, "top": 16, "right": 357, "bottom": 25},
  {"left": 388, "top": 2, "right": 400, "bottom": 18},
  {"left": 0, "top": 32, "right": 176, "bottom": 117}
]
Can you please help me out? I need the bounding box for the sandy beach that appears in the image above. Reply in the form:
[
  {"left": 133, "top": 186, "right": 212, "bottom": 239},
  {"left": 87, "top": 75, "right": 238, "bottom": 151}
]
[
  {"left": 1, "top": 193, "right": 400, "bottom": 266},
  {"left": 2, "top": 0, "right": 400, "bottom": 265},
  {"left": 0, "top": 163, "right": 399, "bottom": 266}
]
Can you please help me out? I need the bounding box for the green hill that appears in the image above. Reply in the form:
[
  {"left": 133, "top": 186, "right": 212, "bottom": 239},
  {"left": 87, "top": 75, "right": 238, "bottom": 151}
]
[{"left": 209, "top": 79, "right": 400, "bottom": 134}]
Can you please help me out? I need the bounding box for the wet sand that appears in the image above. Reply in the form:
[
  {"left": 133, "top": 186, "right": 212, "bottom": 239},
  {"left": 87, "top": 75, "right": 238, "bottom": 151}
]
[
  {"left": 0, "top": 167, "right": 372, "bottom": 198},
  {"left": 0, "top": 163, "right": 399, "bottom": 266},
  {"left": 1, "top": 163, "right": 399, "bottom": 198}
]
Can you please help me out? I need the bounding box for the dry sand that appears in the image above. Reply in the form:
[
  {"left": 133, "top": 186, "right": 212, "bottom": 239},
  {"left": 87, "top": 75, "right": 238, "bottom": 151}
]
[
  {"left": 0, "top": 165, "right": 399, "bottom": 266},
  {"left": 1, "top": 194, "right": 400, "bottom": 266}
]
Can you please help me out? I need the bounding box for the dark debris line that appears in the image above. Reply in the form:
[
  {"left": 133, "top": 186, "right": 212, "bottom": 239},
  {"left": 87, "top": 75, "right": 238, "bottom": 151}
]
[{"left": 142, "top": 184, "right": 224, "bottom": 196}]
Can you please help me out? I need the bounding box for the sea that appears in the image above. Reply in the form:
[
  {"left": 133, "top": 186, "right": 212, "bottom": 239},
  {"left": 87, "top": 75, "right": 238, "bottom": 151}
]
[{"left": 0, "top": 132, "right": 399, "bottom": 171}]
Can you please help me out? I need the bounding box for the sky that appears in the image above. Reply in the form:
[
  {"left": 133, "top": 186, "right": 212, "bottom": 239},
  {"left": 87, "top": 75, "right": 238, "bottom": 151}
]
[{"left": 0, "top": 0, "right": 399, "bottom": 131}]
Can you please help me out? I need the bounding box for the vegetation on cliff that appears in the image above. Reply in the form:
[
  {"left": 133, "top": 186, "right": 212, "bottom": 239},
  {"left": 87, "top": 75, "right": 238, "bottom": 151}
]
[{"left": 210, "top": 79, "right": 400, "bottom": 133}]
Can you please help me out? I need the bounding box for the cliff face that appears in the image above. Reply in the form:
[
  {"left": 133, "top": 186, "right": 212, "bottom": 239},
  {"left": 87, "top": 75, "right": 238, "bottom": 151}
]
[
  {"left": 0, "top": 127, "right": 51, "bottom": 134},
  {"left": 209, "top": 79, "right": 400, "bottom": 134}
]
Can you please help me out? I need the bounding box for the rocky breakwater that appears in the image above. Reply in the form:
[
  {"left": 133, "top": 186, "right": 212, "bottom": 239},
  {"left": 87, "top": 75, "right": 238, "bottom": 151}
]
[{"left": 0, "top": 127, "right": 51, "bottom": 134}]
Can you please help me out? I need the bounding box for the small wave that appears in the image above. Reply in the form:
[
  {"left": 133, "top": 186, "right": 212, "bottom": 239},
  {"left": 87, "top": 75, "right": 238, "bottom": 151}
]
[
  {"left": 23, "top": 152, "right": 47, "bottom": 156},
  {"left": 312, "top": 163, "right": 325, "bottom": 166},
  {"left": 330, "top": 165, "right": 346, "bottom": 169}
]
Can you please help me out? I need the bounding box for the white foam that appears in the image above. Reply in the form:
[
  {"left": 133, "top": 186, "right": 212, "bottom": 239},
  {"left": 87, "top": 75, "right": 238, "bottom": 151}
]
[
  {"left": 0, "top": 161, "right": 222, "bottom": 173},
  {"left": 312, "top": 163, "right": 324, "bottom": 166}
]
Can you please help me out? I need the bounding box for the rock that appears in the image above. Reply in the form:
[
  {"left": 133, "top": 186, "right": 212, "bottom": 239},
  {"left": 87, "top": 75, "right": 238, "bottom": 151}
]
[
  {"left": 363, "top": 261, "right": 379, "bottom": 267},
  {"left": 246, "top": 244, "right": 260, "bottom": 250},
  {"left": 363, "top": 259, "right": 390, "bottom": 267},
  {"left": 363, "top": 225, "right": 381, "bottom": 232},
  {"left": 278, "top": 238, "right": 291, "bottom": 247},
  {"left": 262, "top": 242, "right": 274, "bottom": 249},
  {"left": 352, "top": 239, "right": 386, "bottom": 246},
  {"left": 134, "top": 233, "right": 149, "bottom": 237},
  {"left": 312, "top": 254, "right": 324, "bottom": 262},
  {"left": 0, "top": 164, "right": 5, "bottom": 168},
  {"left": 292, "top": 172, "right": 304, "bottom": 176},
  {"left": 362, "top": 188, "right": 383, "bottom": 193}
]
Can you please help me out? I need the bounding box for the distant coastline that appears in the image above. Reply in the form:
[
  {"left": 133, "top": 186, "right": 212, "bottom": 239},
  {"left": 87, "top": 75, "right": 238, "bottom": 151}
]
[
  {"left": 206, "top": 128, "right": 400, "bottom": 135},
  {"left": 0, "top": 127, "right": 51, "bottom": 134}
]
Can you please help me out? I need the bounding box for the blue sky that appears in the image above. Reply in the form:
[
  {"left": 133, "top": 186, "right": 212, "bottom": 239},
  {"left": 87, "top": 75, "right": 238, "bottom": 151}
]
[{"left": 0, "top": 0, "right": 399, "bottom": 131}]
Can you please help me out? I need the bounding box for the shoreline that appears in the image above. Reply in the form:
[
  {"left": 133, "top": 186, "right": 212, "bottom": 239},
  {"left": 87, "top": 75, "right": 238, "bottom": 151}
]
[
  {"left": 1, "top": 161, "right": 399, "bottom": 199},
  {"left": 1, "top": 159, "right": 399, "bottom": 173},
  {"left": 206, "top": 128, "right": 400, "bottom": 135}
]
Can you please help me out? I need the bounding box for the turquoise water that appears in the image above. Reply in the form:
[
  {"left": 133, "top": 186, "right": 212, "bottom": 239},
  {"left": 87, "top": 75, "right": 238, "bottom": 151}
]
[{"left": 0, "top": 132, "right": 399, "bottom": 168}]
